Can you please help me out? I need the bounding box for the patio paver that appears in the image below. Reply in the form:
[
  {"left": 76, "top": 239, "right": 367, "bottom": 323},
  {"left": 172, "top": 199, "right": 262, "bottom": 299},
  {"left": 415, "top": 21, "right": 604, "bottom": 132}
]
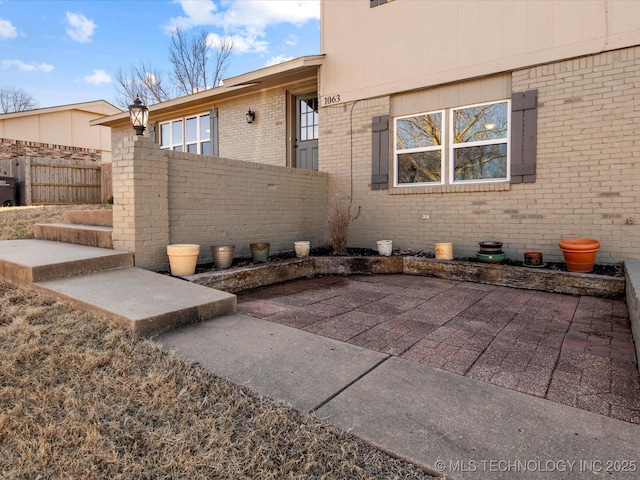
[{"left": 237, "top": 273, "right": 640, "bottom": 424}]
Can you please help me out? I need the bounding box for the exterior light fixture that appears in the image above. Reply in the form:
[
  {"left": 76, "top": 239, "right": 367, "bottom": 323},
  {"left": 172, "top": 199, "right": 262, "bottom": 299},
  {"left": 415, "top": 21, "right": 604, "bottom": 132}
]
[
  {"left": 246, "top": 109, "right": 255, "bottom": 124},
  {"left": 128, "top": 95, "right": 149, "bottom": 135}
]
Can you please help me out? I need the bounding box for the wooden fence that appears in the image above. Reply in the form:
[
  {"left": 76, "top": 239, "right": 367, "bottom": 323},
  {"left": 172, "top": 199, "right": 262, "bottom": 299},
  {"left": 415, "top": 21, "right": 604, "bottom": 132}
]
[{"left": 0, "top": 157, "right": 111, "bottom": 205}]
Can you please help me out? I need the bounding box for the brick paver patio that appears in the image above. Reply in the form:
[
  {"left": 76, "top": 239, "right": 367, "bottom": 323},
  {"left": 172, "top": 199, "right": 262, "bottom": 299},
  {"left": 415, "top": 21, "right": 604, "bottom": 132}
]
[{"left": 236, "top": 274, "right": 640, "bottom": 424}]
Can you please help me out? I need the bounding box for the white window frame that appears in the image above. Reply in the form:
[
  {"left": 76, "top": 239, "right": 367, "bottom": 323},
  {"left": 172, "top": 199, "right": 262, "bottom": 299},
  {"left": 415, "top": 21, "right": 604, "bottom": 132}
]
[
  {"left": 160, "top": 113, "right": 211, "bottom": 154},
  {"left": 449, "top": 100, "right": 510, "bottom": 184},
  {"left": 394, "top": 99, "right": 510, "bottom": 187},
  {"left": 393, "top": 110, "right": 445, "bottom": 186}
]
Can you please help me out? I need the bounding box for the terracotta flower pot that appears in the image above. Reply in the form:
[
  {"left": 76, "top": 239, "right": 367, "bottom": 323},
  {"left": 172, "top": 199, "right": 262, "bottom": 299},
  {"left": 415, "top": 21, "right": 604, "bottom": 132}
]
[
  {"left": 558, "top": 238, "right": 600, "bottom": 273},
  {"left": 167, "top": 244, "right": 200, "bottom": 276}
]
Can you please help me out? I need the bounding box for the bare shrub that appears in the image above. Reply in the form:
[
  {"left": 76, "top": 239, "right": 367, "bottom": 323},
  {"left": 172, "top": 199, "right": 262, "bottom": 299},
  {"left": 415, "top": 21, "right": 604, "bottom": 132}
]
[{"left": 329, "top": 202, "right": 351, "bottom": 255}]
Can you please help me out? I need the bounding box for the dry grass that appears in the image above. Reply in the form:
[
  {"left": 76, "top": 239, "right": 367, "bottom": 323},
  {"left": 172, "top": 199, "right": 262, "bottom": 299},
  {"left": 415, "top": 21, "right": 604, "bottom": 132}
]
[
  {"left": 0, "top": 204, "right": 111, "bottom": 240},
  {"left": 329, "top": 202, "right": 351, "bottom": 255},
  {"left": 0, "top": 206, "right": 437, "bottom": 479}
]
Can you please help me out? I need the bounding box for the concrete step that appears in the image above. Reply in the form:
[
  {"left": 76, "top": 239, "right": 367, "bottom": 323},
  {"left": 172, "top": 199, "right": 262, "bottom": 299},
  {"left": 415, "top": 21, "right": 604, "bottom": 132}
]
[
  {"left": 33, "top": 223, "right": 113, "bottom": 248},
  {"left": 63, "top": 209, "right": 113, "bottom": 227},
  {"left": 35, "top": 267, "right": 237, "bottom": 336},
  {"left": 0, "top": 239, "right": 236, "bottom": 336},
  {"left": 0, "top": 239, "right": 133, "bottom": 285}
]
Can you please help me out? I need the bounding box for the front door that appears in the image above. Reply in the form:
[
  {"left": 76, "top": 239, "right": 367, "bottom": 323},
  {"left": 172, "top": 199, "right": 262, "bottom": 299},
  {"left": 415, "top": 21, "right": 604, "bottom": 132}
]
[{"left": 295, "top": 95, "right": 318, "bottom": 170}]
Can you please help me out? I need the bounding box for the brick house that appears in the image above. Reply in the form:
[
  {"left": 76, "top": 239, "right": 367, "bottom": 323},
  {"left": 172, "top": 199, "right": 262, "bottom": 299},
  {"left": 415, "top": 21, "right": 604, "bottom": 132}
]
[
  {"left": 95, "top": 0, "right": 640, "bottom": 266},
  {"left": 318, "top": 0, "right": 640, "bottom": 264}
]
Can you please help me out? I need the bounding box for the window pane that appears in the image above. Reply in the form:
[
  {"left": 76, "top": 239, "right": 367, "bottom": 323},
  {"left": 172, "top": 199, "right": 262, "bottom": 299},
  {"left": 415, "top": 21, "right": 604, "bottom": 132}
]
[
  {"left": 397, "top": 113, "right": 442, "bottom": 149},
  {"left": 174, "top": 145, "right": 183, "bottom": 152},
  {"left": 187, "top": 143, "right": 198, "bottom": 154},
  {"left": 160, "top": 123, "right": 170, "bottom": 147},
  {"left": 453, "top": 102, "right": 508, "bottom": 143},
  {"left": 200, "top": 114, "right": 210, "bottom": 140},
  {"left": 201, "top": 141, "right": 211, "bottom": 156},
  {"left": 397, "top": 151, "right": 442, "bottom": 184},
  {"left": 186, "top": 117, "right": 197, "bottom": 142},
  {"left": 453, "top": 144, "right": 507, "bottom": 181},
  {"left": 172, "top": 120, "right": 183, "bottom": 144}
]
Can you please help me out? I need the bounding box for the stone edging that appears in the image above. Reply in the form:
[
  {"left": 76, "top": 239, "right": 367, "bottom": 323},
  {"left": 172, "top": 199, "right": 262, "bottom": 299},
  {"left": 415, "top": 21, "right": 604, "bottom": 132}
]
[{"left": 186, "top": 256, "right": 625, "bottom": 299}]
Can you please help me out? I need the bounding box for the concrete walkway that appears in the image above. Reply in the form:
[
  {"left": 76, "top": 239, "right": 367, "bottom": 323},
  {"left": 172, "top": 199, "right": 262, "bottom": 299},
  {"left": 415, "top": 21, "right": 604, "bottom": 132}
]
[
  {"left": 157, "top": 311, "right": 640, "bottom": 480},
  {"left": 158, "top": 274, "right": 640, "bottom": 479}
]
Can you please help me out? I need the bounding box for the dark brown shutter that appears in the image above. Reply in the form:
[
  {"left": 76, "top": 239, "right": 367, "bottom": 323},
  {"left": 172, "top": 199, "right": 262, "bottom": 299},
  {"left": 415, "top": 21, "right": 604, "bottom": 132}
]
[
  {"left": 511, "top": 90, "right": 537, "bottom": 183},
  {"left": 210, "top": 108, "right": 219, "bottom": 157},
  {"left": 372, "top": 115, "right": 389, "bottom": 190}
]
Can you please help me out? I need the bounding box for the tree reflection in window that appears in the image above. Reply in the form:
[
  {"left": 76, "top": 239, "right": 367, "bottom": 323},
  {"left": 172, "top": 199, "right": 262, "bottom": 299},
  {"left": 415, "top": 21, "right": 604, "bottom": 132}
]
[
  {"left": 395, "top": 112, "right": 443, "bottom": 184},
  {"left": 394, "top": 100, "right": 509, "bottom": 186},
  {"left": 452, "top": 101, "right": 508, "bottom": 181}
]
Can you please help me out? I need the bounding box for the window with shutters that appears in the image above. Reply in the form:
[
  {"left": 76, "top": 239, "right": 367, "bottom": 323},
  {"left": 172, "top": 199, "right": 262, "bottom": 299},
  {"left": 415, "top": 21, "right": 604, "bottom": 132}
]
[
  {"left": 160, "top": 113, "right": 211, "bottom": 155},
  {"left": 394, "top": 100, "right": 510, "bottom": 186}
]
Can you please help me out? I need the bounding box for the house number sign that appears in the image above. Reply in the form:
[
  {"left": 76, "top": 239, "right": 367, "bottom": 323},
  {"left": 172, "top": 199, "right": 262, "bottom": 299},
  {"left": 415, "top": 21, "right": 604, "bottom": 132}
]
[{"left": 323, "top": 94, "right": 341, "bottom": 105}]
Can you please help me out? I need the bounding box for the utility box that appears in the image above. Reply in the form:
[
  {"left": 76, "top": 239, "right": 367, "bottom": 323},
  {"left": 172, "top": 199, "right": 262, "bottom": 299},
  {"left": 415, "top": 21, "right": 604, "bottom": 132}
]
[{"left": 0, "top": 176, "right": 18, "bottom": 206}]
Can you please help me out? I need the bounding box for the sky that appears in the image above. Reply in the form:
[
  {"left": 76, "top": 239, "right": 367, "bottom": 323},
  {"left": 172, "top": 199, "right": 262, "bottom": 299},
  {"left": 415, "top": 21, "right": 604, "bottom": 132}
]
[{"left": 0, "top": 0, "right": 320, "bottom": 109}]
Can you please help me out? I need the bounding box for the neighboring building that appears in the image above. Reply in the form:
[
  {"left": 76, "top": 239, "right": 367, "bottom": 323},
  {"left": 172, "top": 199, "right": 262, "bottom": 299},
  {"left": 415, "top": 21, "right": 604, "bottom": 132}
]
[
  {"left": 0, "top": 100, "right": 120, "bottom": 165},
  {"left": 96, "top": 0, "right": 640, "bottom": 264},
  {"left": 0, "top": 100, "right": 121, "bottom": 205}
]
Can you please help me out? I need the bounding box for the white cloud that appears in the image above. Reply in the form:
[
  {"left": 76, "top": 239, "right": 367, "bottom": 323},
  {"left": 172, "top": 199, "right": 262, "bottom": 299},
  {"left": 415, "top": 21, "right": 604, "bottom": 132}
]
[
  {"left": 84, "top": 69, "right": 111, "bottom": 85},
  {"left": 2, "top": 59, "right": 54, "bottom": 72},
  {"left": 206, "top": 32, "right": 267, "bottom": 54},
  {"left": 265, "top": 55, "right": 293, "bottom": 67},
  {"left": 65, "top": 12, "right": 96, "bottom": 43},
  {"left": 0, "top": 18, "right": 17, "bottom": 40},
  {"left": 285, "top": 35, "right": 298, "bottom": 47},
  {"left": 167, "top": 0, "right": 319, "bottom": 53}
]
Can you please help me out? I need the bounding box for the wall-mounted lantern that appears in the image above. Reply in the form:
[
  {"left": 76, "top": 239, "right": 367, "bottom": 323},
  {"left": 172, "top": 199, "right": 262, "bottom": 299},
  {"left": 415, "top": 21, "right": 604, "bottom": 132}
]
[
  {"left": 246, "top": 109, "right": 255, "bottom": 124},
  {"left": 128, "top": 95, "right": 149, "bottom": 135}
]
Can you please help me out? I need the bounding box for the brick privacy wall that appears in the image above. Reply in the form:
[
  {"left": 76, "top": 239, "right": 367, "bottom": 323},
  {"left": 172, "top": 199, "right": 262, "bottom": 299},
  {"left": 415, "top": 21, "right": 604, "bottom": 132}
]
[
  {"left": 318, "top": 47, "right": 640, "bottom": 263},
  {"left": 112, "top": 136, "right": 328, "bottom": 270},
  {"left": 0, "top": 138, "right": 101, "bottom": 162},
  {"left": 111, "top": 136, "right": 170, "bottom": 269}
]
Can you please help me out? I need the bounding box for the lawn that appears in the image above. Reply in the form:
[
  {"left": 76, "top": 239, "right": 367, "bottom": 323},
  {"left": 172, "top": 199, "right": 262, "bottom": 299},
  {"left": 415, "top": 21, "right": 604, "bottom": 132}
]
[{"left": 0, "top": 205, "right": 437, "bottom": 479}]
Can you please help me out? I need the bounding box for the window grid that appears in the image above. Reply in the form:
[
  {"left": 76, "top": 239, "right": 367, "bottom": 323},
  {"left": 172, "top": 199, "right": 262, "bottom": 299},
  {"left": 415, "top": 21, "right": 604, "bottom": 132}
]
[
  {"left": 394, "top": 100, "right": 510, "bottom": 187},
  {"left": 161, "top": 113, "right": 211, "bottom": 154}
]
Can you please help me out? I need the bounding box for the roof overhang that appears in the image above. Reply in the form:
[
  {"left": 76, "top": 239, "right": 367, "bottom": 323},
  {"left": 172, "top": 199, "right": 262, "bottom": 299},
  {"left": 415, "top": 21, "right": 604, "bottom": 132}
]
[
  {"left": 1, "top": 100, "right": 121, "bottom": 120},
  {"left": 91, "top": 55, "right": 324, "bottom": 128}
]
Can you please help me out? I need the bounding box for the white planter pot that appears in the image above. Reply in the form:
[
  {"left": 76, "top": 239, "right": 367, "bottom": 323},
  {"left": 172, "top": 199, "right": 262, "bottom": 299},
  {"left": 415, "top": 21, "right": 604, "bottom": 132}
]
[
  {"left": 377, "top": 240, "right": 392, "bottom": 256},
  {"left": 167, "top": 244, "right": 200, "bottom": 276},
  {"left": 294, "top": 241, "right": 311, "bottom": 257}
]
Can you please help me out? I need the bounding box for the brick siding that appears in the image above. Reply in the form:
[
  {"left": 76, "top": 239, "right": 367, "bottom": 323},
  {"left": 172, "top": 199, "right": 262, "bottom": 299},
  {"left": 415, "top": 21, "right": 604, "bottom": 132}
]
[
  {"left": 318, "top": 46, "right": 640, "bottom": 263},
  {"left": 113, "top": 136, "right": 328, "bottom": 270},
  {"left": 0, "top": 138, "right": 101, "bottom": 163}
]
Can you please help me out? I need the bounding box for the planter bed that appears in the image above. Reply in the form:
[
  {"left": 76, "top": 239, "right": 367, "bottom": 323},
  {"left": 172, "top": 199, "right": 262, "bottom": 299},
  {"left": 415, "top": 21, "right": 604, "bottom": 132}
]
[{"left": 186, "top": 255, "right": 625, "bottom": 300}]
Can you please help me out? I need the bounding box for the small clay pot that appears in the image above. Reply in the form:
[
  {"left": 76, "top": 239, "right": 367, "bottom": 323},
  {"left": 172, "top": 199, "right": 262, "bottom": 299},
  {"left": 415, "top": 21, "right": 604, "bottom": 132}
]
[{"left": 524, "top": 251, "right": 543, "bottom": 266}]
